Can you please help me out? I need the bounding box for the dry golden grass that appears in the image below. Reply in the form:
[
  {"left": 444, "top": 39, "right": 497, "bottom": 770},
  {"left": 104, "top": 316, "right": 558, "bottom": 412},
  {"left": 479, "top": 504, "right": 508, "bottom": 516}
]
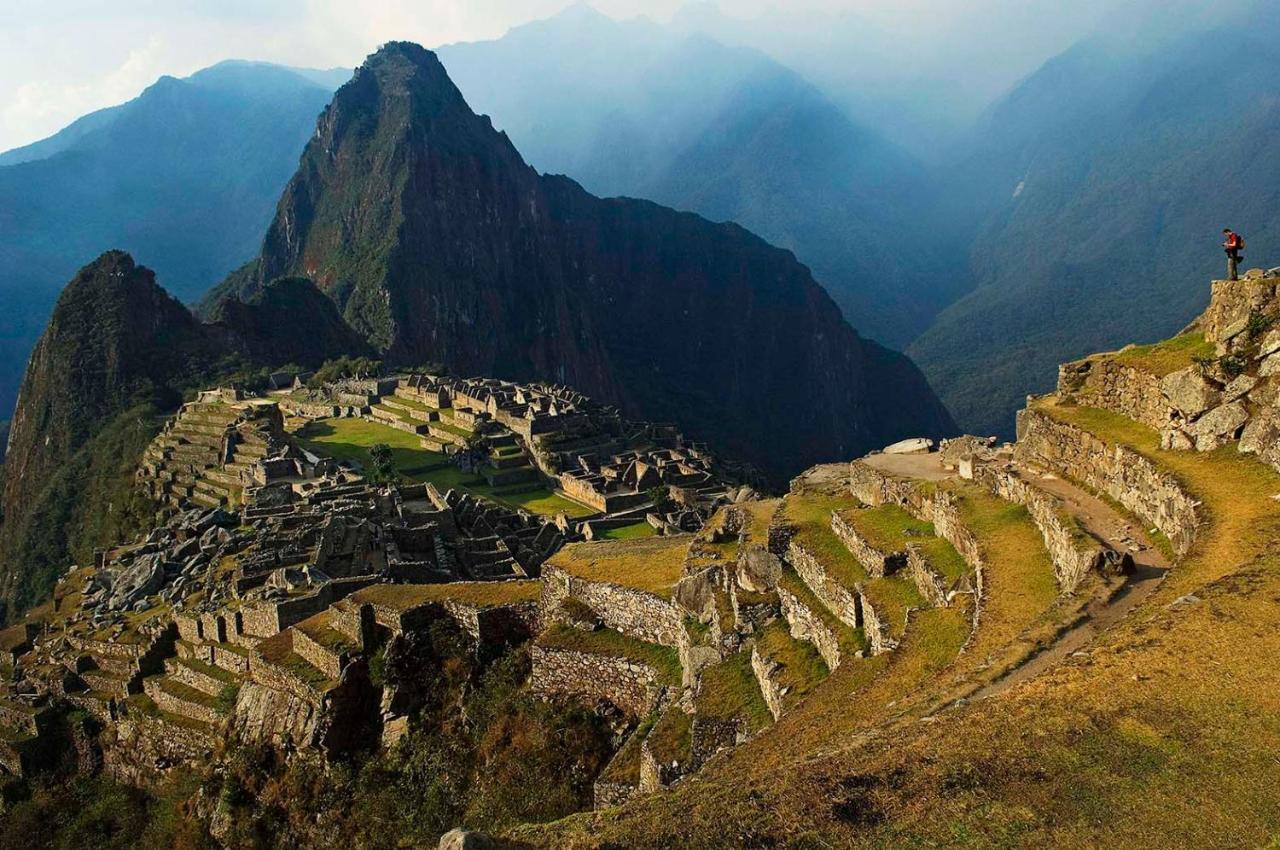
[
  {"left": 353, "top": 580, "right": 539, "bottom": 611},
  {"left": 516, "top": 400, "right": 1280, "bottom": 849},
  {"left": 547, "top": 536, "right": 691, "bottom": 599}
]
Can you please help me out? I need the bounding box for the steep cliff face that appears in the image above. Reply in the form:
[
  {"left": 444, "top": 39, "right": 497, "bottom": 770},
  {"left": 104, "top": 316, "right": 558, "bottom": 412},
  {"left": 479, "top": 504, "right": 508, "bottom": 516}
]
[
  {"left": 0, "top": 252, "right": 217, "bottom": 616},
  {"left": 214, "top": 42, "right": 955, "bottom": 481},
  {"left": 0, "top": 253, "right": 366, "bottom": 619}
]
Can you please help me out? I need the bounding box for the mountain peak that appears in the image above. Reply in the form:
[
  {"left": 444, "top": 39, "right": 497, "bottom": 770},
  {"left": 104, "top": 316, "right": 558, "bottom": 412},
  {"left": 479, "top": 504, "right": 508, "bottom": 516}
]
[{"left": 219, "top": 40, "right": 953, "bottom": 481}]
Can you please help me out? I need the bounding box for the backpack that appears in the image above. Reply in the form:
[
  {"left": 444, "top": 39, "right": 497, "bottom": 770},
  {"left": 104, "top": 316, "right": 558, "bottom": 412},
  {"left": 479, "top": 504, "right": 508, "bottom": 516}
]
[{"left": 1238, "top": 234, "right": 1247, "bottom": 250}]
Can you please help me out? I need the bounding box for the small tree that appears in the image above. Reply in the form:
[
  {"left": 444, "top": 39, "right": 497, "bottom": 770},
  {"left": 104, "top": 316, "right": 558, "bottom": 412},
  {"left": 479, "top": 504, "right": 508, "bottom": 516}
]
[
  {"left": 368, "top": 443, "right": 399, "bottom": 484},
  {"left": 647, "top": 485, "right": 674, "bottom": 513}
]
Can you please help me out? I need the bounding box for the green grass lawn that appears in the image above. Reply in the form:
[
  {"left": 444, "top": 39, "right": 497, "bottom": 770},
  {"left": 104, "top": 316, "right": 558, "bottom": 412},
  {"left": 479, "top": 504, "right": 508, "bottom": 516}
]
[
  {"left": 1111, "top": 332, "right": 1215, "bottom": 377},
  {"left": 293, "top": 417, "right": 594, "bottom": 517},
  {"left": 600, "top": 522, "right": 657, "bottom": 541}
]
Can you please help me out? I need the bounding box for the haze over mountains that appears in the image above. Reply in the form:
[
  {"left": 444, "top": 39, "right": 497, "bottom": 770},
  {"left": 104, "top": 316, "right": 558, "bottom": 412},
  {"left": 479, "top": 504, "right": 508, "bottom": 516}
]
[
  {"left": 436, "top": 5, "right": 958, "bottom": 348},
  {"left": 2, "top": 0, "right": 1278, "bottom": 442},
  {"left": 911, "top": 22, "right": 1280, "bottom": 435},
  {"left": 0, "top": 61, "right": 346, "bottom": 416},
  {"left": 208, "top": 41, "right": 954, "bottom": 482}
]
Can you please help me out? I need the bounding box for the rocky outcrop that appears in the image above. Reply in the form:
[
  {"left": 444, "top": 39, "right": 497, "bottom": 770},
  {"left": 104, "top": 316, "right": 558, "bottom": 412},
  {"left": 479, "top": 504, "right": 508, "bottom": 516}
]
[{"left": 1196, "top": 277, "right": 1280, "bottom": 347}]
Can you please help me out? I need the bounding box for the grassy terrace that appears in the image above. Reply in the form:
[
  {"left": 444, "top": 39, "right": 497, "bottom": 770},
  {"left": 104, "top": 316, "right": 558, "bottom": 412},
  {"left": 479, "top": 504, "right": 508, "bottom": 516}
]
[
  {"left": 546, "top": 536, "right": 690, "bottom": 599},
  {"left": 837, "top": 504, "right": 930, "bottom": 553},
  {"left": 600, "top": 522, "right": 658, "bottom": 541},
  {"left": 122, "top": 694, "right": 214, "bottom": 732},
  {"left": 646, "top": 708, "right": 692, "bottom": 765},
  {"left": 781, "top": 493, "right": 870, "bottom": 590},
  {"left": 523, "top": 400, "right": 1280, "bottom": 846},
  {"left": 754, "top": 620, "right": 829, "bottom": 708},
  {"left": 741, "top": 498, "right": 781, "bottom": 546},
  {"left": 254, "top": 631, "right": 336, "bottom": 692},
  {"left": 694, "top": 651, "right": 773, "bottom": 734},
  {"left": 785, "top": 496, "right": 933, "bottom": 640},
  {"left": 944, "top": 481, "right": 1059, "bottom": 671},
  {"left": 537, "top": 624, "right": 682, "bottom": 686},
  {"left": 293, "top": 417, "right": 594, "bottom": 518},
  {"left": 353, "top": 580, "right": 539, "bottom": 611},
  {"left": 294, "top": 611, "right": 355, "bottom": 653},
  {"left": 775, "top": 565, "right": 868, "bottom": 657},
  {"left": 598, "top": 716, "right": 654, "bottom": 786},
  {"left": 1035, "top": 398, "right": 1280, "bottom": 597},
  {"left": 1110, "top": 331, "right": 1216, "bottom": 376}
]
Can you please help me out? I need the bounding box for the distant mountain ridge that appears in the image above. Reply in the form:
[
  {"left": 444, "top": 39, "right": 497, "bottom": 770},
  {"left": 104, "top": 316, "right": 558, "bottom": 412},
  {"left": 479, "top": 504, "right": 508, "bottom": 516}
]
[
  {"left": 436, "top": 7, "right": 961, "bottom": 347},
  {"left": 910, "top": 26, "right": 1280, "bottom": 437},
  {"left": 0, "top": 60, "right": 344, "bottom": 420},
  {"left": 211, "top": 41, "right": 956, "bottom": 483}
]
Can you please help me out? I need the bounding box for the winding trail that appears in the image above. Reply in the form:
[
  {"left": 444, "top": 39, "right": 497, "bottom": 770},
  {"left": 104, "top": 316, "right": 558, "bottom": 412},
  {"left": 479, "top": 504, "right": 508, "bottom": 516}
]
[
  {"left": 858, "top": 450, "right": 1172, "bottom": 700},
  {"left": 973, "top": 463, "right": 1170, "bottom": 699}
]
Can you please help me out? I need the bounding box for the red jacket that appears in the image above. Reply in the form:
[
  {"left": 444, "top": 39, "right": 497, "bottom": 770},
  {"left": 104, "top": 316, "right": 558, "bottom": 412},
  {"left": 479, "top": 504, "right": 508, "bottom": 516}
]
[{"left": 1225, "top": 232, "right": 1243, "bottom": 249}]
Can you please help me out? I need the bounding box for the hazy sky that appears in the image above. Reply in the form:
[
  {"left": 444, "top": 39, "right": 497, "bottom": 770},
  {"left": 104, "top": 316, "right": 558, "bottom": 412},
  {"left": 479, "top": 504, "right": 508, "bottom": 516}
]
[{"left": 0, "top": 0, "right": 1247, "bottom": 152}]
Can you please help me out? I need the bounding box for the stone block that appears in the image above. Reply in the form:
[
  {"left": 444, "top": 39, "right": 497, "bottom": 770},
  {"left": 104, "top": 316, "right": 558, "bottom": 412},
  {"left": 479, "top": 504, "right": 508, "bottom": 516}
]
[
  {"left": 1161, "top": 367, "right": 1220, "bottom": 419},
  {"left": 1190, "top": 402, "right": 1248, "bottom": 451}
]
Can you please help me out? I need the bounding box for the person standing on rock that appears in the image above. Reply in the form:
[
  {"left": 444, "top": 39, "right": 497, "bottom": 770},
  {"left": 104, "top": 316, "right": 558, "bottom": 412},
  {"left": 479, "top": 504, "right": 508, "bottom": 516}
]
[{"left": 1223, "top": 228, "right": 1245, "bottom": 281}]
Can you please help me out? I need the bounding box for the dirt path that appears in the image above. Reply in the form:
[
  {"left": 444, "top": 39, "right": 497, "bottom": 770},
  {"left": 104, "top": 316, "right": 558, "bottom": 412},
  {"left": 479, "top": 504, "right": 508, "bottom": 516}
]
[
  {"left": 853, "top": 451, "right": 1172, "bottom": 700},
  {"left": 972, "top": 464, "right": 1170, "bottom": 699}
]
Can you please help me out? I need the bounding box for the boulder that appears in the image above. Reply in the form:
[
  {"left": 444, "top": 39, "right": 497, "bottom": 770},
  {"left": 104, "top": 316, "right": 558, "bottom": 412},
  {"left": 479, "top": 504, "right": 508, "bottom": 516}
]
[
  {"left": 882, "top": 437, "right": 934, "bottom": 455},
  {"left": 738, "top": 545, "right": 781, "bottom": 593},
  {"left": 1239, "top": 409, "right": 1280, "bottom": 456},
  {"left": 1222, "top": 373, "right": 1258, "bottom": 403},
  {"left": 674, "top": 566, "right": 719, "bottom": 616},
  {"left": 1160, "top": 428, "right": 1194, "bottom": 452},
  {"left": 108, "top": 553, "right": 165, "bottom": 610},
  {"left": 1190, "top": 402, "right": 1249, "bottom": 451},
  {"left": 1259, "top": 328, "right": 1280, "bottom": 360},
  {"left": 1260, "top": 352, "right": 1280, "bottom": 378},
  {"left": 1161, "top": 367, "right": 1220, "bottom": 418},
  {"left": 438, "top": 830, "right": 504, "bottom": 850},
  {"left": 199, "top": 524, "right": 231, "bottom": 554}
]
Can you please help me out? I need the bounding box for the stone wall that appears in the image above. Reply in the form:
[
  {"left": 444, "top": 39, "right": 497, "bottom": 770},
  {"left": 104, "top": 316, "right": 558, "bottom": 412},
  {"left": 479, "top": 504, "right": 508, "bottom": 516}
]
[
  {"left": 1197, "top": 277, "right": 1280, "bottom": 345},
  {"left": 528, "top": 645, "right": 665, "bottom": 716},
  {"left": 857, "top": 588, "right": 896, "bottom": 656},
  {"left": 776, "top": 584, "right": 843, "bottom": 670},
  {"left": 905, "top": 544, "right": 948, "bottom": 608},
  {"left": 593, "top": 775, "right": 639, "bottom": 810},
  {"left": 830, "top": 511, "right": 904, "bottom": 578},
  {"left": 786, "top": 542, "right": 861, "bottom": 633},
  {"left": 291, "top": 628, "right": 347, "bottom": 681},
  {"left": 750, "top": 643, "right": 785, "bottom": 720},
  {"left": 541, "top": 566, "right": 683, "bottom": 648},
  {"left": 1015, "top": 409, "right": 1203, "bottom": 556},
  {"left": 1057, "top": 357, "right": 1169, "bottom": 431},
  {"left": 976, "top": 465, "right": 1111, "bottom": 593},
  {"left": 689, "top": 716, "right": 742, "bottom": 770}
]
